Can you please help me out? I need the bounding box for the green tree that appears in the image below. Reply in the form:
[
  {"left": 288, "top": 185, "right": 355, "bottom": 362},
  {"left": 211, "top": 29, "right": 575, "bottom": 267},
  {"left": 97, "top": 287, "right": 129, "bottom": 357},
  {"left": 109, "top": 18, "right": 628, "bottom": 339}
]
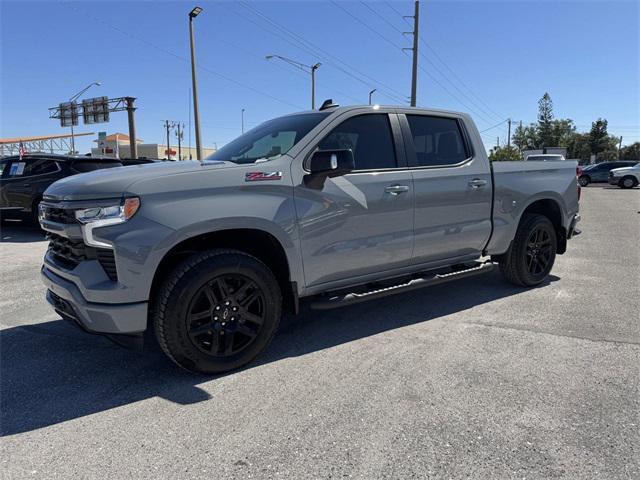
[
  {"left": 589, "top": 118, "right": 610, "bottom": 157},
  {"left": 512, "top": 124, "right": 538, "bottom": 150},
  {"left": 489, "top": 145, "right": 521, "bottom": 161},
  {"left": 566, "top": 133, "right": 591, "bottom": 160},
  {"left": 537, "top": 92, "right": 554, "bottom": 147},
  {"left": 620, "top": 142, "right": 640, "bottom": 160}
]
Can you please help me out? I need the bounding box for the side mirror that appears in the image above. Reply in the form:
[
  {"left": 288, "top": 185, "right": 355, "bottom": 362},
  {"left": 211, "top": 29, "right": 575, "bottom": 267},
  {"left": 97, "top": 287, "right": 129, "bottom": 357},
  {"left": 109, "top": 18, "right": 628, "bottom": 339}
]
[{"left": 308, "top": 149, "right": 354, "bottom": 177}]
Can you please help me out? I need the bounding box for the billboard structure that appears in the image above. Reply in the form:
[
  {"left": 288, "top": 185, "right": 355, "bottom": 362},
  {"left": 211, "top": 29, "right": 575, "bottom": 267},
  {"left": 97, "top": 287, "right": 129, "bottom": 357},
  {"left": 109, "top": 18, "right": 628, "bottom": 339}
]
[
  {"left": 82, "top": 97, "right": 110, "bottom": 124},
  {"left": 49, "top": 96, "right": 138, "bottom": 158}
]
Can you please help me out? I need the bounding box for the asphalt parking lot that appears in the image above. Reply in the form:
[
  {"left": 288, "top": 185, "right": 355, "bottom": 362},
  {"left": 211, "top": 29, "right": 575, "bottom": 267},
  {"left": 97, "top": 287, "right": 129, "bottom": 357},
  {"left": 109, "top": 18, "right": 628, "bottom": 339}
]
[{"left": 1, "top": 185, "right": 638, "bottom": 479}]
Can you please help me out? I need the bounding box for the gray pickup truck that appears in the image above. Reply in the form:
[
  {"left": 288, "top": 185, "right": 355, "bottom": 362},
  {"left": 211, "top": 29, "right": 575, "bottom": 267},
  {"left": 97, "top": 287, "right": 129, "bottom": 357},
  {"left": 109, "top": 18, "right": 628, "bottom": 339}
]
[{"left": 40, "top": 104, "right": 581, "bottom": 374}]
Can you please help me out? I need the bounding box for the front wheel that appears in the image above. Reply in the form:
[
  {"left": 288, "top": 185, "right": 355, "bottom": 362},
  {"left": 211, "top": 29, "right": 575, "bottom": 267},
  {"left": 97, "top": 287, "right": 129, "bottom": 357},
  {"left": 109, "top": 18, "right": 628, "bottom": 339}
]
[
  {"left": 498, "top": 214, "right": 557, "bottom": 287},
  {"left": 578, "top": 175, "right": 590, "bottom": 187},
  {"left": 619, "top": 176, "right": 638, "bottom": 189},
  {"left": 154, "top": 249, "right": 282, "bottom": 374}
]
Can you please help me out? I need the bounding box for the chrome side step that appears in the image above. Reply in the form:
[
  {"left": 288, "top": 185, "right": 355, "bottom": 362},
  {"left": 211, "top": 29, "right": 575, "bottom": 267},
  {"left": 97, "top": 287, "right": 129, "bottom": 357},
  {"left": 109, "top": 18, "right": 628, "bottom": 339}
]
[{"left": 310, "top": 262, "right": 494, "bottom": 310}]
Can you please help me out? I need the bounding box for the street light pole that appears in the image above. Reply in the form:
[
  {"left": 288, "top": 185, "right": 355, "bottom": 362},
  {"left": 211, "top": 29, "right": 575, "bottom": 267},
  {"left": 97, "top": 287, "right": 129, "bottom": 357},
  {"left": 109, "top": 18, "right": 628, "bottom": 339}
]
[
  {"left": 311, "top": 63, "right": 320, "bottom": 109},
  {"left": 266, "top": 55, "right": 321, "bottom": 109},
  {"left": 369, "top": 88, "right": 377, "bottom": 105},
  {"left": 241, "top": 108, "right": 245, "bottom": 134},
  {"left": 68, "top": 81, "right": 101, "bottom": 154},
  {"left": 189, "top": 6, "right": 204, "bottom": 161}
]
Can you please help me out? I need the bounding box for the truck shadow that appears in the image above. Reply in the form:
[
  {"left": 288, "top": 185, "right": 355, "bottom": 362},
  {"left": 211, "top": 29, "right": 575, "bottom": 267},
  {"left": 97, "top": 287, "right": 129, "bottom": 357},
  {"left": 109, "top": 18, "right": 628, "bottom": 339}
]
[{"left": 1, "top": 270, "right": 558, "bottom": 436}]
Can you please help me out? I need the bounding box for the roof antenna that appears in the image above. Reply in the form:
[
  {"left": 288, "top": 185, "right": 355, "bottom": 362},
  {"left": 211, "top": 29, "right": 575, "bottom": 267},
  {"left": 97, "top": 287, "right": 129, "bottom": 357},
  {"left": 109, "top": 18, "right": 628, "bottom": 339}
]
[{"left": 319, "top": 99, "right": 339, "bottom": 111}]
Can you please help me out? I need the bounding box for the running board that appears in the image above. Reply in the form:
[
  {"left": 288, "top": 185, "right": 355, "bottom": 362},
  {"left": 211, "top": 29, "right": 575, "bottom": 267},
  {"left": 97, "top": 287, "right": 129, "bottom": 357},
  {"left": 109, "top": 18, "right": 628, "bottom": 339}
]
[{"left": 310, "top": 262, "right": 494, "bottom": 310}]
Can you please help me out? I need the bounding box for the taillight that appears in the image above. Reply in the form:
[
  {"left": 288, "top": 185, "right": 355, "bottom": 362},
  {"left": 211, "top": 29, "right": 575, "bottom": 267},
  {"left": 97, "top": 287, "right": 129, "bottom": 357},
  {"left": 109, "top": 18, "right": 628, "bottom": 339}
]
[{"left": 577, "top": 166, "right": 583, "bottom": 177}]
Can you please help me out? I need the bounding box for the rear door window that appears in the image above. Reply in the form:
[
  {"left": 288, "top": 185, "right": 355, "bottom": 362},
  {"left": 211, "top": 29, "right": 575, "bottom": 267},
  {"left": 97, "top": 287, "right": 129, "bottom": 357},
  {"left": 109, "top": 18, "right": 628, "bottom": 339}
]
[
  {"left": 24, "top": 159, "right": 59, "bottom": 176},
  {"left": 406, "top": 115, "right": 469, "bottom": 167},
  {"left": 71, "top": 161, "right": 122, "bottom": 173},
  {"left": 317, "top": 114, "right": 397, "bottom": 170},
  {"left": 7, "top": 161, "right": 26, "bottom": 177}
]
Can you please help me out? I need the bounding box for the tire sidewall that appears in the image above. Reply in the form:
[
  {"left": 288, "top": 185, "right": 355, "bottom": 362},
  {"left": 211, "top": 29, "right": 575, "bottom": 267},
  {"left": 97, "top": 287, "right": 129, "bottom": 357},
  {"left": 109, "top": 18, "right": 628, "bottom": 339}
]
[
  {"left": 158, "top": 253, "right": 281, "bottom": 374},
  {"left": 514, "top": 216, "right": 557, "bottom": 286},
  {"left": 578, "top": 175, "right": 590, "bottom": 187},
  {"left": 620, "top": 176, "right": 636, "bottom": 189}
]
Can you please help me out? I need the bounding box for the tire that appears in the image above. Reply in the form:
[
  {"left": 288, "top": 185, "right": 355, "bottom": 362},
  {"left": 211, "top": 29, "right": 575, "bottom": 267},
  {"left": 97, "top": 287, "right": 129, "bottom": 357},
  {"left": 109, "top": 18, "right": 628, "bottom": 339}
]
[
  {"left": 154, "top": 249, "right": 282, "bottom": 374},
  {"left": 498, "top": 214, "right": 557, "bottom": 287},
  {"left": 578, "top": 175, "right": 590, "bottom": 187},
  {"left": 619, "top": 176, "right": 638, "bottom": 189}
]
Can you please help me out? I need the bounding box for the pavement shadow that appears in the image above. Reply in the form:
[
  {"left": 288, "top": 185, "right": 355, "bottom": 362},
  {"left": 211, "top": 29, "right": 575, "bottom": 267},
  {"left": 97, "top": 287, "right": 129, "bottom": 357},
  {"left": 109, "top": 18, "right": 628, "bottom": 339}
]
[
  {"left": 1, "top": 270, "right": 558, "bottom": 436},
  {"left": 0, "top": 223, "right": 46, "bottom": 243}
]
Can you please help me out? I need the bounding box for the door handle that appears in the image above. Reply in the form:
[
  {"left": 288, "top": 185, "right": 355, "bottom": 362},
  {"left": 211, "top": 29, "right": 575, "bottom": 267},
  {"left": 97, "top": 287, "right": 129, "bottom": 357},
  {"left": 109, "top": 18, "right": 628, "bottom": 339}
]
[
  {"left": 385, "top": 185, "right": 410, "bottom": 195},
  {"left": 468, "top": 179, "right": 487, "bottom": 189}
]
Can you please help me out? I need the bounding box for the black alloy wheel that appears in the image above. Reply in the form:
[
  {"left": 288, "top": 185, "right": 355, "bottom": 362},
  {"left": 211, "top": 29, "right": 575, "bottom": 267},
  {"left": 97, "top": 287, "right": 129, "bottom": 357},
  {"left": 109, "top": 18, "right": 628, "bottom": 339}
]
[
  {"left": 525, "top": 227, "right": 553, "bottom": 276},
  {"left": 187, "top": 274, "right": 265, "bottom": 357},
  {"left": 154, "top": 249, "right": 282, "bottom": 374}
]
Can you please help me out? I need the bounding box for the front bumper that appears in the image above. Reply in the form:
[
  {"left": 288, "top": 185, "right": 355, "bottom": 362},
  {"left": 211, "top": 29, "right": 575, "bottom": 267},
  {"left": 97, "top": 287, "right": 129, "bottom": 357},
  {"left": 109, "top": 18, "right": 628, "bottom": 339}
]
[{"left": 42, "top": 265, "right": 147, "bottom": 335}]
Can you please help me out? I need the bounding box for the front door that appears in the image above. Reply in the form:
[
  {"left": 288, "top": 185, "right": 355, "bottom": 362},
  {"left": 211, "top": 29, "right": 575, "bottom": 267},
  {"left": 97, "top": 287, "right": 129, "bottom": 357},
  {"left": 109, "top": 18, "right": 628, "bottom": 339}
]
[{"left": 294, "top": 113, "right": 414, "bottom": 288}]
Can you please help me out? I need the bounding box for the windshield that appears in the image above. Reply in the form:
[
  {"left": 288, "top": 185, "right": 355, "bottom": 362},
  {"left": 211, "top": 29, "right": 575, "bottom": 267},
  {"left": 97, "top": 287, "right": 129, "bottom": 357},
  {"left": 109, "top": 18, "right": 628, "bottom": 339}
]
[{"left": 207, "top": 112, "right": 330, "bottom": 164}]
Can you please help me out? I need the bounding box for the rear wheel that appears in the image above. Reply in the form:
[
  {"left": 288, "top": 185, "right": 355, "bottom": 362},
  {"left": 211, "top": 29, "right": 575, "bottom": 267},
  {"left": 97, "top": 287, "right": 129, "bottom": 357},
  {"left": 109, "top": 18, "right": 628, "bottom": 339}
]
[
  {"left": 619, "top": 176, "right": 638, "bottom": 189},
  {"left": 498, "top": 214, "right": 557, "bottom": 287},
  {"left": 154, "top": 249, "right": 282, "bottom": 374},
  {"left": 578, "top": 175, "right": 590, "bottom": 187}
]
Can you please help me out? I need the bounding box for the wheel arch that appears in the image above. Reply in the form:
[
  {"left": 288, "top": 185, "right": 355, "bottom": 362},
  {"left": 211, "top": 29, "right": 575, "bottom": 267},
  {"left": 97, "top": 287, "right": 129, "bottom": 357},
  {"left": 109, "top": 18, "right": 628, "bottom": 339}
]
[
  {"left": 150, "top": 228, "right": 298, "bottom": 315},
  {"left": 520, "top": 198, "right": 566, "bottom": 254}
]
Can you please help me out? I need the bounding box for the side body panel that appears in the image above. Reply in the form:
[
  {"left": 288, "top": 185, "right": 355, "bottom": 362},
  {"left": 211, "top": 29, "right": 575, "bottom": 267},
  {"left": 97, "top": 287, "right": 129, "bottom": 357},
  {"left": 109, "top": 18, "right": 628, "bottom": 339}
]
[{"left": 487, "top": 160, "right": 580, "bottom": 255}]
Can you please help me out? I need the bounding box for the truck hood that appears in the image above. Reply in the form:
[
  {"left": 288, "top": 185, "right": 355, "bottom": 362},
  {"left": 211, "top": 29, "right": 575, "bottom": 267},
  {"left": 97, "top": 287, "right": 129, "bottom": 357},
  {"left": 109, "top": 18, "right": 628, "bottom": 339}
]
[
  {"left": 44, "top": 160, "right": 229, "bottom": 201},
  {"left": 610, "top": 166, "right": 637, "bottom": 174}
]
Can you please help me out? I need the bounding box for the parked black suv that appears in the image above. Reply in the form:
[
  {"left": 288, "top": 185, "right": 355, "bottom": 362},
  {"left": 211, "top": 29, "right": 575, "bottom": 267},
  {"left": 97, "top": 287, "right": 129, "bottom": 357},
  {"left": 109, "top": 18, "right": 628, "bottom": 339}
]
[{"left": 0, "top": 154, "right": 140, "bottom": 223}]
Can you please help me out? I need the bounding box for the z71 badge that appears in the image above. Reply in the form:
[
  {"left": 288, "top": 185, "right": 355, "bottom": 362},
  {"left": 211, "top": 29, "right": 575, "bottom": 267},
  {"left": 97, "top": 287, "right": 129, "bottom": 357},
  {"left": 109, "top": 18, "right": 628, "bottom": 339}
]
[{"left": 245, "top": 171, "right": 283, "bottom": 182}]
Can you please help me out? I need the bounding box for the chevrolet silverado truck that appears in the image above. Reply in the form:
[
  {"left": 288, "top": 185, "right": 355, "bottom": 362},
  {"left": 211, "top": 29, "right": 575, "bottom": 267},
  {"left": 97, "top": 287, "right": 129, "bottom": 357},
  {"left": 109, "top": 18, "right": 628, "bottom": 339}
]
[{"left": 40, "top": 104, "right": 581, "bottom": 374}]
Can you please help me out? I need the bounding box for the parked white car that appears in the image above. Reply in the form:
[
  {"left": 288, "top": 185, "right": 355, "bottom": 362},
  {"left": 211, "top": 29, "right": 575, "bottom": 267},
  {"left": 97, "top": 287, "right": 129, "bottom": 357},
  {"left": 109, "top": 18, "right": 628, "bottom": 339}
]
[{"left": 608, "top": 163, "right": 640, "bottom": 189}]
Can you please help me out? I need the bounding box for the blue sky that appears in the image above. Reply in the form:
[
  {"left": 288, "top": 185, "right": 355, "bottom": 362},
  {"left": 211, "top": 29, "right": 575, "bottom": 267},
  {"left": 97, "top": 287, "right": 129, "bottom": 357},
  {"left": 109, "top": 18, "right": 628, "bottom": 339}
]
[{"left": 1, "top": 0, "right": 638, "bottom": 155}]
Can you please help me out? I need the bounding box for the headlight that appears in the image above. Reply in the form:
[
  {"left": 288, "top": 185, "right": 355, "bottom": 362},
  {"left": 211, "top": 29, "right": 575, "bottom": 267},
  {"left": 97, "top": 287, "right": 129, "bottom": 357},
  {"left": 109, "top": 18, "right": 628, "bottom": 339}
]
[
  {"left": 75, "top": 197, "right": 140, "bottom": 248},
  {"left": 75, "top": 197, "right": 140, "bottom": 224}
]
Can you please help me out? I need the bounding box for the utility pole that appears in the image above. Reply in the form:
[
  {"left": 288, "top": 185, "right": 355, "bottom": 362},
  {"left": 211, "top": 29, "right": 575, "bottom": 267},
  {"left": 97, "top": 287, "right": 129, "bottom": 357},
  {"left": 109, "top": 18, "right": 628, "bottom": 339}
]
[
  {"left": 618, "top": 136, "right": 623, "bottom": 158},
  {"left": 164, "top": 120, "right": 172, "bottom": 160},
  {"left": 507, "top": 118, "right": 512, "bottom": 148},
  {"left": 176, "top": 123, "right": 184, "bottom": 160},
  {"left": 403, "top": 1, "right": 420, "bottom": 107},
  {"left": 496, "top": 137, "right": 500, "bottom": 149},
  {"left": 125, "top": 97, "right": 137, "bottom": 159},
  {"left": 189, "top": 6, "right": 204, "bottom": 161},
  {"left": 188, "top": 88, "right": 192, "bottom": 160},
  {"left": 242, "top": 108, "right": 245, "bottom": 134}
]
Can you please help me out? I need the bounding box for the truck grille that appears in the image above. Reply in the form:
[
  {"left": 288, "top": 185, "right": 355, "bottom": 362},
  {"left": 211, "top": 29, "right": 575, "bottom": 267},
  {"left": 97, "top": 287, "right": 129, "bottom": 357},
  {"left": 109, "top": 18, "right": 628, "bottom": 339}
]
[
  {"left": 40, "top": 205, "right": 77, "bottom": 224},
  {"left": 47, "top": 233, "right": 118, "bottom": 281}
]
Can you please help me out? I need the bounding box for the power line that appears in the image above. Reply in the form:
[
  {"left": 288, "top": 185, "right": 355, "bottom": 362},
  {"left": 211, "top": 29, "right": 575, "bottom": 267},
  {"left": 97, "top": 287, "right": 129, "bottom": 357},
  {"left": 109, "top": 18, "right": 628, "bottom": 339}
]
[
  {"left": 384, "top": 1, "right": 412, "bottom": 23},
  {"left": 479, "top": 119, "right": 509, "bottom": 133},
  {"left": 61, "top": 2, "right": 305, "bottom": 110},
  {"left": 381, "top": 0, "right": 507, "bottom": 121},
  {"left": 236, "top": 1, "right": 409, "bottom": 104}
]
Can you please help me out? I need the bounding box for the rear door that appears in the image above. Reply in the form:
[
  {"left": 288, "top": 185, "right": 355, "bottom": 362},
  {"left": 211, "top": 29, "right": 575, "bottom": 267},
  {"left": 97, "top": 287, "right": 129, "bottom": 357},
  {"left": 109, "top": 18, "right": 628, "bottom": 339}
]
[
  {"left": 1, "top": 158, "right": 62, "bottom": 211},
  {"left": 399, "top": 113, "right": 492, "bottom": 264},
  {"left": 294, "top": 112, "right": 414, "bottom": 288}
]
